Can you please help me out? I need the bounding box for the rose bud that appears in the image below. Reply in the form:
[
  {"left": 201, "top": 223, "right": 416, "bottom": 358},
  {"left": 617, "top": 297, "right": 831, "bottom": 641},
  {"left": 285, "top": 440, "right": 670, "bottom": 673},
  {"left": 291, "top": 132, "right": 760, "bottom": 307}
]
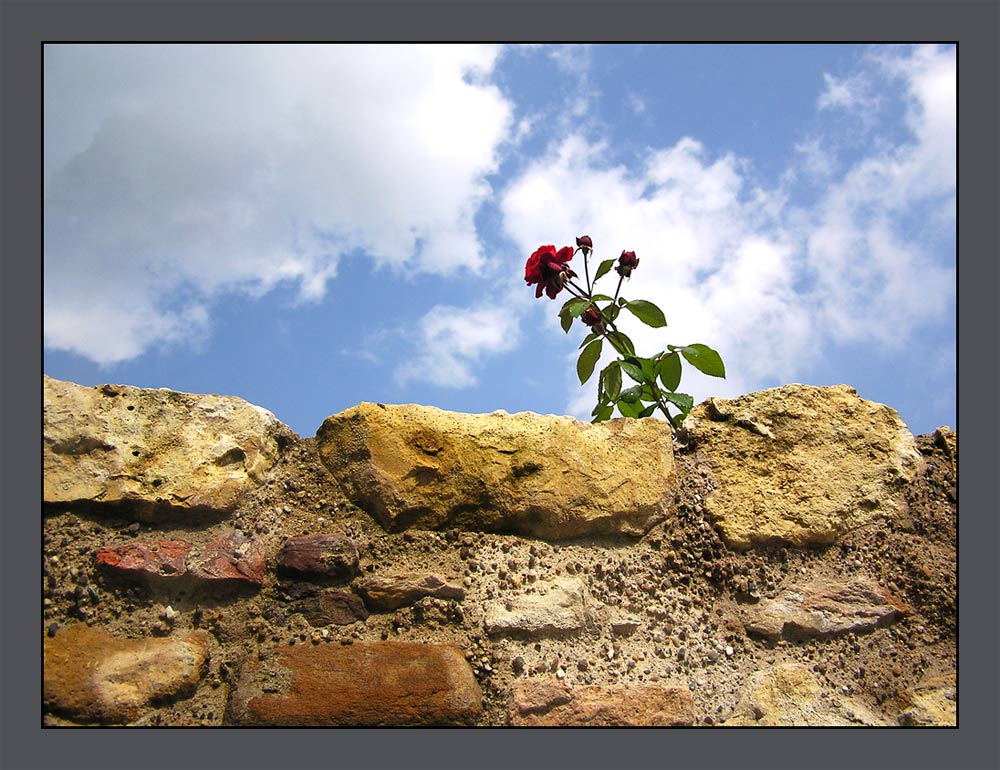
[
  {"left": 615, "top": 250, "right": 640, "bottom": 278},
  {"left": 581, "top": 306, "right": 602, "bottom": 326},
  {"left": 576, "top": 235, "right": 593, "bottom": 255},
  {"left": 581, "top": 306, "right": 606, "bottom": 335}
]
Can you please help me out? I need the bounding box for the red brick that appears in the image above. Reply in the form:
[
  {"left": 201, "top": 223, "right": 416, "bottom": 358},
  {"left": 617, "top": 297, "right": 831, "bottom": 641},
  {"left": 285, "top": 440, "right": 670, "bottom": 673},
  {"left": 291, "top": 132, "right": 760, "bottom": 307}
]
[
  {"left": 228, "top": 641, "right": 481, "bottom": 726},
  {"left": 95, "top": 540, "right": 191, "bottom": 577},
  {"left": 188, "top": 531, "right": 265, "bottom": 585},
  {"left": 511, "top": 679, "right": 574, "bottom": 715},
  {"left": 276, "top": 534, "right": 358, "bottom": 580},
  {"left": 96, "top": 530, "right": 264, "bottom": 586},
  {"left": 298, "top": 590, "right": 369, "bottom": 626}
]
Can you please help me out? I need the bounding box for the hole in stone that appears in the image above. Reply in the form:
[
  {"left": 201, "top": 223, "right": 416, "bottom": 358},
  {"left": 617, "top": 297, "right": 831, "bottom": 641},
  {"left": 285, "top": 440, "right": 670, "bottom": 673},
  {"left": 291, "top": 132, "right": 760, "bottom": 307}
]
[
  {"left": 132, "top": 450, "right": 140, "bottom": 457},
  {"left": 215, "top": 447, "right": 246, "bottom": 466},
  {"left": 127, "top": 405, "right": 135, "bottom": 411}
]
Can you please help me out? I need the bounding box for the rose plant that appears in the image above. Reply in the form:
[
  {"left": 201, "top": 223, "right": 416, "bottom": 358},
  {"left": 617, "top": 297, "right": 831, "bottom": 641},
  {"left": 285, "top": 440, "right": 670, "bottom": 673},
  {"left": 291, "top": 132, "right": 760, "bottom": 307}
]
[{"left": 525, "top": 235, "right": 726, "bottom": 428}]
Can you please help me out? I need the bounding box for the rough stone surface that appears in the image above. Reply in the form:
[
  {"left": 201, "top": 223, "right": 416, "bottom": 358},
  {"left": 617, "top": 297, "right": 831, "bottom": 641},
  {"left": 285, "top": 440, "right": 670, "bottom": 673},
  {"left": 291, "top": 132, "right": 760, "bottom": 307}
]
[
  {"left": 97, "top": 530, "right": 265, "bottom": 586},
  {"left": 316, "top": 402, "right": 676, "bottom": 540},
  {"left": 726, "top": 664, "right": 887, "bottom": 726},
  {"left": 297, "top": 590, "right": 370, "bottom": 626},
  {"left": 933, "top": 426, "right": 957, "bottom": 479},
  {"left": 275, "top": 534, "right": 359, "bottom": 580},
  {"left": 44, "top": 375, "right": 294, "bottom": 517},
  {"left": 743, "top": 575, "right": 908, "bottom": 641},
  {"left": 681, "top": 384, "right": 922, "bottom": 549},
  {"left": 484, "top": 576, "right": 590, "bottom": 637},
  {"left": 509, "top": 680, "right": 696, "bottom": 726},
  {"left": 354, "top": 572, "right": 466, "bottom": 611},
  {"left": 227, "top": 642, "right": 482, "bottom": 726},
  {"left": 897, "top": 669, "right": 956, "bottom": 726},
  {"left": 509, "top": 679, "right": 575, "bottom": 714},
  {"left": 610, "top": 617, "right": 642, "bottom": 637},
  {"left": 44, "top": 623, "right": 208, "bottom": 723},
  {"left": 41, "top": 377, "right": 957, "bottom": 728}
]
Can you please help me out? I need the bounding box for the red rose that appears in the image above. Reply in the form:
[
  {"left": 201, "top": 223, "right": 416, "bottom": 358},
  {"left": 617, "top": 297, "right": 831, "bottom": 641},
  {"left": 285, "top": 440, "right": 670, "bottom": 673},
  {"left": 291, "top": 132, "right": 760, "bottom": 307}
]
[
  {"left": 575, "top": 235, "right": 593, "bottom": 255},
  {"left": 615, "top": 250, "right": 639, "bottom": 278},
  {"left": 525, "top": 245, "right": 576, "bottom": 299}
]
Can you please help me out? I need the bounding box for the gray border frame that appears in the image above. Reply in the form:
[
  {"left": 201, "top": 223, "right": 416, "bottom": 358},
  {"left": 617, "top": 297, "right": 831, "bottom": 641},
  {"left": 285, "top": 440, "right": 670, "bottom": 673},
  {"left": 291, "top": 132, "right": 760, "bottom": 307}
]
[{"left": 6, "top": 2, "right": 996, "bottom": 769}]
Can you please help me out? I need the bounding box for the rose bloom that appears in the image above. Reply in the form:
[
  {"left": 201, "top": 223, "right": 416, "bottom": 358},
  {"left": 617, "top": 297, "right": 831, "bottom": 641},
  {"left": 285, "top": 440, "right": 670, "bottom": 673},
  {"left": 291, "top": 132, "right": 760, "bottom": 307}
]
[
  {"left": 525, "top": 245, "right": 576, "bottom": 299},
  {"left": 615, "top": 250, "right": 639, "bottom": 278}
]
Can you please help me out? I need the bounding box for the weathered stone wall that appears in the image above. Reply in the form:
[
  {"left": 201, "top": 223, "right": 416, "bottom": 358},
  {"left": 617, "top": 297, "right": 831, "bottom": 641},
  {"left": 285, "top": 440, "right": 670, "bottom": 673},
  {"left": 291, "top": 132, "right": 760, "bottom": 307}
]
[{"left": 42, "top": 376, "right": 957, "bottom": 727}]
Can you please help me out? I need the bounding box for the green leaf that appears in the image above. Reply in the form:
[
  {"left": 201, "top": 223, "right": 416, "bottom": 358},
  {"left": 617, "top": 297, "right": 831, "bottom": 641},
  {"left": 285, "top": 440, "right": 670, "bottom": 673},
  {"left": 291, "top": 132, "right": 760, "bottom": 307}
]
[
  {"left": 577, "top": 339, "right": 603, "bottom": 385},
  {"left": 567, "top": 299, "right": 591, "bottom": 318},
  {"left": 619, "top": 384, "right": 643, "bottom": 404},
  {"left": 590, "top": 294, "right": 613, "bottom": 302},
  {"left": 658, "top": 353, "right": 682, "bottom": 391},
  {"left": 664, "top": 391, "right": 695, "bottom": 415},
  {"left": 608, "top": 330, "right": 635, "bottom": 357},
  {"left": 591, "top": 404, "right": 614, "bottom": 423},
  {"left": 639, "top": 357, "right": 658, "bottom": 380},
  {"left": 622, "top": 299, "right": 667, "bottom": 328},
  {"left": 603, "top": 304, "right": 621, "bottom": 323},
  {"left": 593, "top": 259, "right": 615, "bottom": 284},
  {"left": 681, "top": 344, "right": 726, "bottom": 378},
  {"left": 558, "top": 298, "right": 588, "bottom": 334},
  {"left": 602, "top": 362, "right": 622, "bottom": 401},
  {"left": 638, "top": 403, "right": 658, "bottom": 418},
  {"left": 619, "top": 358, "right": 644, "bottom": 383},
  {"left": 593, "top": 372, "right": 613, "bottom": 415},
  {"left": 640, "top": 383, "right": 656, "bottom": 401},
  {"left": 616, "top": 399, "right": 642, "bottom": 418},
  {"left": 578, "top": 332, "right": 600, "bottom": 349}
]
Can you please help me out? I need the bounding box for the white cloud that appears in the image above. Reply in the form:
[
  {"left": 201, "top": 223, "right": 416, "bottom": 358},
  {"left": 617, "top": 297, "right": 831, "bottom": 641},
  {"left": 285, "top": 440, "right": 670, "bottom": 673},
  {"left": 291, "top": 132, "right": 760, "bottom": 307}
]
[
  {"left": 502, "top": 134, "right": 807, "bottom": 418},
  {"left": 804, "top": 45, "right": 955, "bottom": 346},
  {"left": 877, "top": 44, "right": 956, "bottom": 196},
  {"left": 790, "top": 137, "right": 837, "bottom": 181},
  {"left": 513, "top": 117, "right": 535, "bottom": 143},
  {"left": 543, "top": 45, "right": 599, "bottom": 130},
  {"left": 44, "top": 44, "right": 513, "bottom": 364},
  {"left": 627, "top": 93, "right": 646, "bottom": 115},
  {"left": 548, "top": 44, "right": 592, "bottom": 77},
  {"left": 502, "top": 44, "right": 955, "bottom": 422},
  {"left": 817, "top": 71, "right": 875, "bottom": 112},
  {"left": 395, "top": 304, "right": 520, "bottom": 388}
]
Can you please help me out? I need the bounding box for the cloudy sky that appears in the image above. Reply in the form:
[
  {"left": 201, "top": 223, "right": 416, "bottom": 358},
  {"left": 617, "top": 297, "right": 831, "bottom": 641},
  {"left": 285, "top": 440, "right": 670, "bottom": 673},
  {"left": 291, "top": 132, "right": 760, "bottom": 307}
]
[{"left": 44, "top": 44, "right": 956, "bottom": 437}]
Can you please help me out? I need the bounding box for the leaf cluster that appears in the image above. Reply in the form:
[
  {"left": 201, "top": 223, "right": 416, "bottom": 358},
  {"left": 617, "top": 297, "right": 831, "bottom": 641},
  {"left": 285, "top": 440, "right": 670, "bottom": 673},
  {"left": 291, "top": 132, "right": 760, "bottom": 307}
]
[{"left": 556, "top": 248, "right": 726, "bottom": 427}]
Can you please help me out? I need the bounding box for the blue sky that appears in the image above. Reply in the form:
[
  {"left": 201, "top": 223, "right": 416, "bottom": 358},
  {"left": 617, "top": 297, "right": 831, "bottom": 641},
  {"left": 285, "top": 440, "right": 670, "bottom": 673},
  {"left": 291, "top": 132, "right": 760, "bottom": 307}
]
[{"left": 43, "top": 44, "right": 956, "bottom": 438}]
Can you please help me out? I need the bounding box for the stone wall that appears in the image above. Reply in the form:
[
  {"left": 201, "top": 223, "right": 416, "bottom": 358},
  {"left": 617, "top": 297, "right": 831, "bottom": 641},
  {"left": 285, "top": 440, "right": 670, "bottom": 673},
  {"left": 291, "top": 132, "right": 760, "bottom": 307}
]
[{"left": 42, "top": 375, "right": 957, "bottom": 726}]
